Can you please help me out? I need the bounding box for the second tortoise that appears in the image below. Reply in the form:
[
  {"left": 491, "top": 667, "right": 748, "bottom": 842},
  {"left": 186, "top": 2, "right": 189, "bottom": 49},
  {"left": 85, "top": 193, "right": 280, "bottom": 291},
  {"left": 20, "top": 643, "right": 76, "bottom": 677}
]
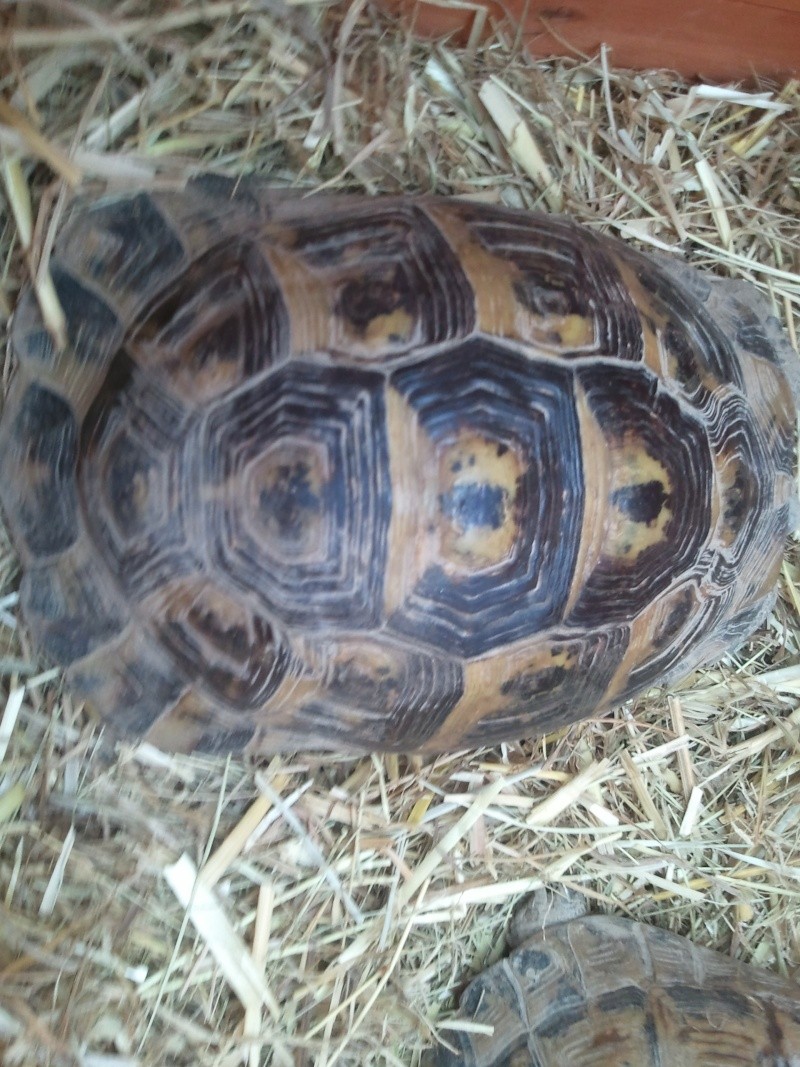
[{"left": 429, "top": 889, "right": 800, "bottom": 1066}]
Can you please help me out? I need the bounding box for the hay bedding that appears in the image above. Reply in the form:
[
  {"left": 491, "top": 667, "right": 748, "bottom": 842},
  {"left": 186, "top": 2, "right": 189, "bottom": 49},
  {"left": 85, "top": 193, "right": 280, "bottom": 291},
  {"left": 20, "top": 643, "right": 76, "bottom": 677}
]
[{"left": 0, "top": 1, "right": 798, "bottom": 1063}]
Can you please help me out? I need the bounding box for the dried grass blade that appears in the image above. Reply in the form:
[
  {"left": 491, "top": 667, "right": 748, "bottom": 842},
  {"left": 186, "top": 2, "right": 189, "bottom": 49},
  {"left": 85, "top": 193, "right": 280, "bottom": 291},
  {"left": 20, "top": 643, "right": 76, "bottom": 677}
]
[
  {"left": 694, "top": 158, "right": 732, "bottom": 248},
  {"left": 726, "top": 707, "right": 800, "bottom": 761},
  {"left": 478, "top": 79, "right": 562, "bottom": 211},
  {"left": 0, "top": 782, "right": 25, "bottom": 824},
  {"left": 0, "top": 686, "right": 24, "bottom": 764},
  {"left": 163, "top": 853, "right": 281, "bottom": 1017},
  {"left": 0, "top": 98, "right": 81, "bottom": 185},
  {"left": 526, "top": 759, "right": 611, "bottom": 827},
  {"left": 678, "top": 785, "right": 704, "bottom": 837},
  {"left": 39, "top": 826, "right": 76, "bottom": 917},
  {"left": 619, "top": 750, "right": 670, "bottom": 838},
  {"left": 200, "top": 765, "right": 289, "bottom": 889},
  {"left": 257, "top": 777, "right": 365, "bottom": 925}
]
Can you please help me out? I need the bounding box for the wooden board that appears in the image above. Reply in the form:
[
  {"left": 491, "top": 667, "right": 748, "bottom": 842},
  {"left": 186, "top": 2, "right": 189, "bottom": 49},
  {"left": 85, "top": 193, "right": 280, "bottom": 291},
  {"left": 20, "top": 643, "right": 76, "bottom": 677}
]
[{"left": 382, "top": 0, "right": 800, "bottom": 81}]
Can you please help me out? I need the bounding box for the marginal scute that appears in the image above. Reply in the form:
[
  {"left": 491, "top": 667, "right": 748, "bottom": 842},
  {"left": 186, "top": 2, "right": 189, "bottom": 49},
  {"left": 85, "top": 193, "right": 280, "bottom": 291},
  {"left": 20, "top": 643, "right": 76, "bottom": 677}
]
[
  {"left": 3, "top": 382, "right": 79, "bottom": 557},
  {"left": 57, "top": 191, "right": 186, "bottom": 313},
  {"left": 735, "top": 303, "right": 785, "bottom": 365},
  {"left": 447, "top": 955, "right": 536, "bottom": 1065},
  {"left": 194, "top": 726, "right": 259, "bottom": 755},
  {"left": 716, "top": 448, "right": 759, "bottom": 549},
  {"left": 620, "top": 580, "right": 720, "bottom": 697},
  {"left": 0, "top": 187, "right": 795, "bottom": 754},
  {"left": 143, "top": 688, "right": 234, "bottom": 754},
  {"left": 432, "top": 627, "right": 629, "bottom": 749},
  {"left": 150, "top": 577, "right": 290, "bottom": 709},
  {"left": 154, "top": 177, "right": 271, "bottom": 255},
  {"left": 51, "top": 264, "right": 124, "bottom": 366},
  {"left": 702, "top": 389, "right": 791, "bottom": 627},
  {"left": 21, "top": 548, "right": 128, "bottom": 665},
  {"left": 10, "top": 289, "right": 59, "bottom": 368},
  {"left": 67, "top": 626, "right": 186, "bottom": 737},
  {"left": 628, "top": 253, "right": 746, "bottom": 394},
  {"left": 294, "top": 635, "right": 464, "bottom": 751}
]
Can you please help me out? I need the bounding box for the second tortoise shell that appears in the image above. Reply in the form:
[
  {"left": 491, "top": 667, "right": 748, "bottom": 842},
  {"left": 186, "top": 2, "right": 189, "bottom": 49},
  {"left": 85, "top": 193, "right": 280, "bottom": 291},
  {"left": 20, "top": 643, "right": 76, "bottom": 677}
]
[
  {"left": 429, "top": 890, "right": 800, "bottom": 1065},
  {"left": 0, "top": 178, "right": 795, "bottom": 753}
]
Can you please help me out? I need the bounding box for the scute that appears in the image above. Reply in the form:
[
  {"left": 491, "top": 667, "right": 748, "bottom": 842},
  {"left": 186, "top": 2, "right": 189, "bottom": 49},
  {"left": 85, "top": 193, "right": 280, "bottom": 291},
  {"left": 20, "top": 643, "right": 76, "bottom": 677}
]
[
  {"left": 52, "top": 265, "right": 124, "bottom": 367},
  {"left": 450, "top": 627, "right": 630, "bottom": 750},
  {"left": 568, "top": 362, "right": 713, "bottom": 627},
  {"left": 625, "top": 251, "right": 746, "bottom": 394},
  {"left": 2, "top": 382, "right": 79, "bottom": 557},
  {"left": 128, "top": 240, "right": 291, "bottom": 403},
  {"left": 386, "top": 339, "right": 583, "bottom": 658},
  {"left": 0, "top": 183, "right": 795, "bottom": 753},
  {"left": 22, "top": 548, "right": 128, "bottom": 665},
  {"left": 284, "top": 200, "right": 476, "bottom": 358},
  {"left": 200, "top": 360, "right": 391, "bottom": 630},
  {"left": 79, "top": 353, "right": 194, "bottom": 600},
  {"left": 59, "top": 191, "right": 186, "bottom": 312},
  {"left": 289, "top": 634, "right": 464, "bottom": 751},
  {"left": 438, "top": 199, "right": 644, "bottom": 359},
  {"left": 67, "top": 626, "right": 187, "bottom": 737},
  {"left": 148, "top": 577, "right": 291, "bottom": 709}
]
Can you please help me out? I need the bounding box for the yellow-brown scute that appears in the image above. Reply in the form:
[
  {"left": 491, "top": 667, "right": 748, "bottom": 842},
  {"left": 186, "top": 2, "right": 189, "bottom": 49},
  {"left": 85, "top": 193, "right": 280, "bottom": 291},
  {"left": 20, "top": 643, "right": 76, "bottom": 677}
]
[
  {"left": 360, "top": 306, "right": 415, "bottom": 347},
  {"left": 244, "top": 437, "right": 330, "bottom": 564},
  {"left": 437, "top": 430, "right": 524, "bottom": 571},
  {"left": 604, "top": 439, "right": 673, "bottom": 560},
  {"left": 714, "top": 452, "right": 757, "bottom": 549},
  {"left": 551, "top": 313, "right": 596, "bottom": 348},
  {"left": 511, "top": 299, "right": 598, "bottom": 354}
]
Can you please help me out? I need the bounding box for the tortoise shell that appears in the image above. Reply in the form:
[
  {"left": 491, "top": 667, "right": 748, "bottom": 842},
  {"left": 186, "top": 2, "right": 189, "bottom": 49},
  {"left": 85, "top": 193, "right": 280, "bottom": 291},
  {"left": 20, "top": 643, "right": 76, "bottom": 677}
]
[
  {"left": 0, "top": 178, "right": 795, "bottom": 753},
  {"left": 430, "top": 891, "right": 800, "bottom": 1065}
]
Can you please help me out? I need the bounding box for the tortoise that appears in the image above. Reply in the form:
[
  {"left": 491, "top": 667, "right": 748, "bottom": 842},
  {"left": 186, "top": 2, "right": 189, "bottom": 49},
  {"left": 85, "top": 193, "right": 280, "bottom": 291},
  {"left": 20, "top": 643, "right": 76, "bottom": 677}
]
[
  {"left": 0, "top": 177, "right": 796, "bottom": 754},
  {"left": 428, "top": 888, "right": 800, "bottom": 1065}
]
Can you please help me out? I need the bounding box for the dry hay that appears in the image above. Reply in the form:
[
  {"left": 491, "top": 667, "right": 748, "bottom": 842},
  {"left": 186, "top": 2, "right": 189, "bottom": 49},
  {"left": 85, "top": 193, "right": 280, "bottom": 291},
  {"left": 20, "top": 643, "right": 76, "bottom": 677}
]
[{"left": 0, "top": 2, "right": 799, "bottom": 1065}]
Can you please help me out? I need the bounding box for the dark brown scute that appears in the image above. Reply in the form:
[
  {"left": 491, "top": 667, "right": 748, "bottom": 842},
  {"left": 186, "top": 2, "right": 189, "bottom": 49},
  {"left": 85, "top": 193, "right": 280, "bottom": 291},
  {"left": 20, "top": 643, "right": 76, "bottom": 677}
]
[
  {"left": 567, "top": 363, "right": 712, "bottom": 627},
  {"left": 290, "top": 201, "right": 476, "bottom": 350},
  {"left": 449, "top": 200, "right": 644, "bottom": 360},
  {"left": 201, "top": 361, "right": 391, "bottom": 630},
  {"left": 129, "top": 240, "right": 291, "bottom": 400},
  {"left": 300, "top": 642, "right": 464, "bottom": 750},
  {"left": 22, "top": 557, "right": 126, "bottom": 665},
  {"left": 67, "top": 192, "right": 186, "bottom": 307},
  {"left": 388, "top": 339, "right": 583, "bottom": 658},
  {"left": 6, "top": 383, "right": 79, "bottom": 556}
]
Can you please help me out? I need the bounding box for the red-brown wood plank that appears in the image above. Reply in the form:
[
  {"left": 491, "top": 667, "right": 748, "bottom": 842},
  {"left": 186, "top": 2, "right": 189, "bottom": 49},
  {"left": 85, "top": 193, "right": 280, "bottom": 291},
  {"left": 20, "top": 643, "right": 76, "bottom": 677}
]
[{"left": 383, "top": 0, "right": 800, "bottom": 81}]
